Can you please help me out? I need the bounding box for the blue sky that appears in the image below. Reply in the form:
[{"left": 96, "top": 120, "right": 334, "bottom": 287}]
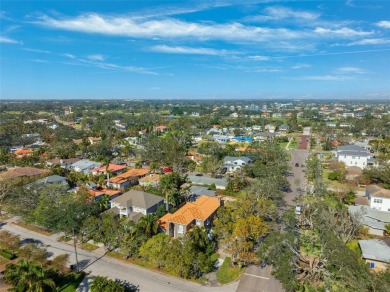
[{"left": 1, "top": 0, "right": 390, "bottom": 99}]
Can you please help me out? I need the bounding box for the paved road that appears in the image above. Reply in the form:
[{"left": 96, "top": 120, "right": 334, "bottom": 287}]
[
  {"left": 237, "top": 266, "right": 284, "bottom": 292},
  {"left": 285, "top": 149, "right": 310, "bottom": 206},
  {"left": 0, "top": 219, "right": 238, "bottom": 292}
]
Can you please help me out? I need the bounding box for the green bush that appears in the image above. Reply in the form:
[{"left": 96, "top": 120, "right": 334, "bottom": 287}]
[{"left": 0, "top": 250, "right": 16, "bottom": 260}]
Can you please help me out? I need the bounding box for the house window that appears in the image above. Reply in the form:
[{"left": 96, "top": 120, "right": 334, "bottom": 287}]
[
  {"left": 352, "top": 156, "right": 356, "bottom": 159},
  {"left": 178, "top": 225, "right": 184, "bottom": 234},
  {"left": 373, "top": 199, "right": 383, "bottom": 204}
]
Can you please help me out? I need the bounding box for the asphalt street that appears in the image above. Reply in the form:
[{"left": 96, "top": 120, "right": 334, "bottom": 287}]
[
  {"left": 285, "top": 149, "right": 310, "bottom": 206},
  {"left": 0, "top": 219, "right": 238, "bottom": 292}
]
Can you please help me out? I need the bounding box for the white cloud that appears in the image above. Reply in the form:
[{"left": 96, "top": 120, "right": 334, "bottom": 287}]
[
  {"left": 62, "top": 53, "right": 158, "bottom": 75},
  {"left": 151, "top": 45, "right": 226, "bottom": 55},
  {"left": 292, "top": 63, "right": 311, "bottom": 69},
  {"left": 63, "top": 53, "right": 76, "bottom": 59},
  {"left": 87, "top": 54, "right": 106, "bottom": 61},
  {"left": 35, "top": 14, "right": 303, "bottom": 42},
  {"left": 247, "top": 55, "right": 270, "bottom": 61},
  {"left": 376, "top": 20, "right": 390, "bottom": 29},
  {"left": 336, "top": 66, "right": 365, "bottom": 74},
  {"left": 314, "top": 27, "right": 373, "bottom": 37},
  {"left": 23, "top": 48, "right": 51, "bottom": 54},
  {"left": 0, "top": 36, "right": 22, "bottom": 44},
  {"left": 299, "top": 75, "right": 353, "bottom": 81},
  {"left": 347, "top": 38, "right": 390, "bottom": 46},
  {"left": 245, "top": 6, "right": 320, "bottom": 23}
]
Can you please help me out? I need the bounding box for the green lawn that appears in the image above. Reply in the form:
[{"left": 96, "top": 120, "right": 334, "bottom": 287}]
[
  {"left": 81, "top": 242, "right": 99, "bottom": 251},
  {"left": 57, "top": 272, "right": 85, "bottom": 292},
  {"left": 216, "top": 257, "right": 243, "bottom": 284}
]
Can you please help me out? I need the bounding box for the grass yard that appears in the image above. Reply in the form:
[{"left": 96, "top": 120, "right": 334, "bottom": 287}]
[
  {"left": 216, "top": 257, "right": 243, "bottom": 284},
  {"left": 81, "top": 242, "right": 99, "bottom": 251},
  {"left": 14, "top": 221, "right": 53, "bottom": 236},
  {"left": 58, "top": 235, "right": 73, "bottom": 242},
  {"left": 56, "top": 272, "right": 85, "bottom": 292},
  {"left": 287, "top": 140, "right": 299, "bottom": 150}
]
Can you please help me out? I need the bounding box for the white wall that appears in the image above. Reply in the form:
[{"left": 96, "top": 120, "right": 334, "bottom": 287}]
[
  {"left": 370, "top": 196, "right": 390, "bottom": 212},
  {"left": 338, "top": 155, "right": 369, "bottom": 169}
]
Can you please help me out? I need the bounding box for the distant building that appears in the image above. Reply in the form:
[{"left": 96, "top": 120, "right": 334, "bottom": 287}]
[
  {"left": 224, "top": 156, "right": 252, "bottom": 172},
  {"left": 70, "top": 159, "right": 101, "bottom": 174}
]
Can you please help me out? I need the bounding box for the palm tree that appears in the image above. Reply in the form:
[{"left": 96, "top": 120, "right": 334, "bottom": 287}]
[
  {"left": 187, "top": 226, "right": 209, "bottom": 252},
  {"left": 4, "top": 259, "right": 56, "bottom": 292},
  {"left": 138, "top": 214, "right": 158, "bottom": 237},
  {"left": 98, "top": 194, "right": 110, "bottom": 210}
]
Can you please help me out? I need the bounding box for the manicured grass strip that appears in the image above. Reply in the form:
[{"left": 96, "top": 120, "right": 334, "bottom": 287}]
[
  {"left": 57, "top": 272, "right": 85, "bottom": 292},
  {"left": 14, "top": 221, "right": 53, "bottom": 236},
  {"left": 216, "top": 257, "right": 243, "bottom": 284}
]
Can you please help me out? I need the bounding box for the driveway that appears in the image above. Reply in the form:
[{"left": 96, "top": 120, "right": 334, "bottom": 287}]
[
  {"left": 0, "top": 219, "right": 238, "bottom": 292},
  {"left": 237, "top": 266, "right": 284, "bottom": 292}
]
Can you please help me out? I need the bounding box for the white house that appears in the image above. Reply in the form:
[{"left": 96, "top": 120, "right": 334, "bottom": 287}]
[
  {"left": 70, "top": 159, "right": 101, "bottom": 174},
  {"left": 333, "top": 145, "right": 376, "bottom": 169},
  {"left": 109, "top": 190, "right": 164, "bottom": 221},
  {"left": 366, "top": 185, "right": 390, "bottom": 212},
  {"left": 224, "top": 156, "right": 252, "bottom": 172}
]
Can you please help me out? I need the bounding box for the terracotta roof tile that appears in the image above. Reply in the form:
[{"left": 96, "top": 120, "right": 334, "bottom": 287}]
[{"left": 159, "top": 196, "right": 220, "bottom": 227}]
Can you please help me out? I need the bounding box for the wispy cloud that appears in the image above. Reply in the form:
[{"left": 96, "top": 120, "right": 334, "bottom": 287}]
[
  {"left": 314, "top": 27, "right": 373, "bottom": 37},
  {"left": 247, "top": 55, "right": 270, "bottom": 61},
  {"left": 291, "top": 63, "right": 311, "bottom": 69},
  {"left": 336, "top": 66, "right": 365, "bottom": 74},
  {"left": 347, "top": 38, "right": 390, "bottom": 46},
  {"left": 150, "top": 45, "right": 229, "bottom": 55},
  {"left": 34, "top": 14, "right": 302, "bottom": 43},
  {"left": 376, "top": 20, "right": 390, "bottom": 29},
  {"left": 23, "top": 48, "right": 51, "bottom": 54},
  {"left": 87, "top": 54, "right": 106, "bottom": 61},
  {"left": 245, "top": 6, "right": 320, "bottom": 22},
  {"left": 0, "top": 36, "right": 22, "bottom": 44},
  {"left": 298, "top": 75, "right": 354, "bottom": 81},
  {"left": 62, "top": 53, "right": 158, "bottom": 75}
]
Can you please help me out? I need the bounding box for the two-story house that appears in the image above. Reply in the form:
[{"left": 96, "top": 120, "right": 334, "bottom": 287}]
[
  {"left": 366, "top": 185, "right": 390, "bottom": 212},
  {"left": 224, "top": 156, "right": 252, "bottom": 172},
  {"left": 106, "top": 168, "right": 150, "bottom": 189},
  {"left": 109, "top": 190, "right": 164, "bottom": 222},
  {"left": 333, "top": 145, "right": 376, "bottom": 169},
  {"left": 159, "top": 196, "right": 220, "bottom": 238}
]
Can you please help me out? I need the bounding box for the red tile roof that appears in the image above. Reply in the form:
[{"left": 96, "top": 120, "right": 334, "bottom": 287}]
[
  {"left": 92, "top": 163, "right": 127, "bottom": 173},
  {"left": 159, "top": 196, "right": 220, "bottom": 228},
  {"left": 14, "top": 149, "right": 34, "bottom": 155}
]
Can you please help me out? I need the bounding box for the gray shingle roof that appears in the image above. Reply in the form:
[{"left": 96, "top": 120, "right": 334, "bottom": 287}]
[
  {"left": 359, "top": 239, "right": 390, "bottom": 263},
  {"left": 111, "top": 190, "right": 163, "bottom": 209},
  {"left": 367, "top": 185, "right": 390, "bottom": 199},
  {"left": 224, "top": 156, "right": 251, "bottom": 164},
  {"left": 187, "top": 175, "right": 228, "bottom": 187},
  {"left": 190, "top": 186, "right": 216, "bottom": 197},
  {"left": 348, "top": 205, "right": 390, "bottom": 230},
  {"left": 37, "top": 175, "right": 67, "bottom": 184}
]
